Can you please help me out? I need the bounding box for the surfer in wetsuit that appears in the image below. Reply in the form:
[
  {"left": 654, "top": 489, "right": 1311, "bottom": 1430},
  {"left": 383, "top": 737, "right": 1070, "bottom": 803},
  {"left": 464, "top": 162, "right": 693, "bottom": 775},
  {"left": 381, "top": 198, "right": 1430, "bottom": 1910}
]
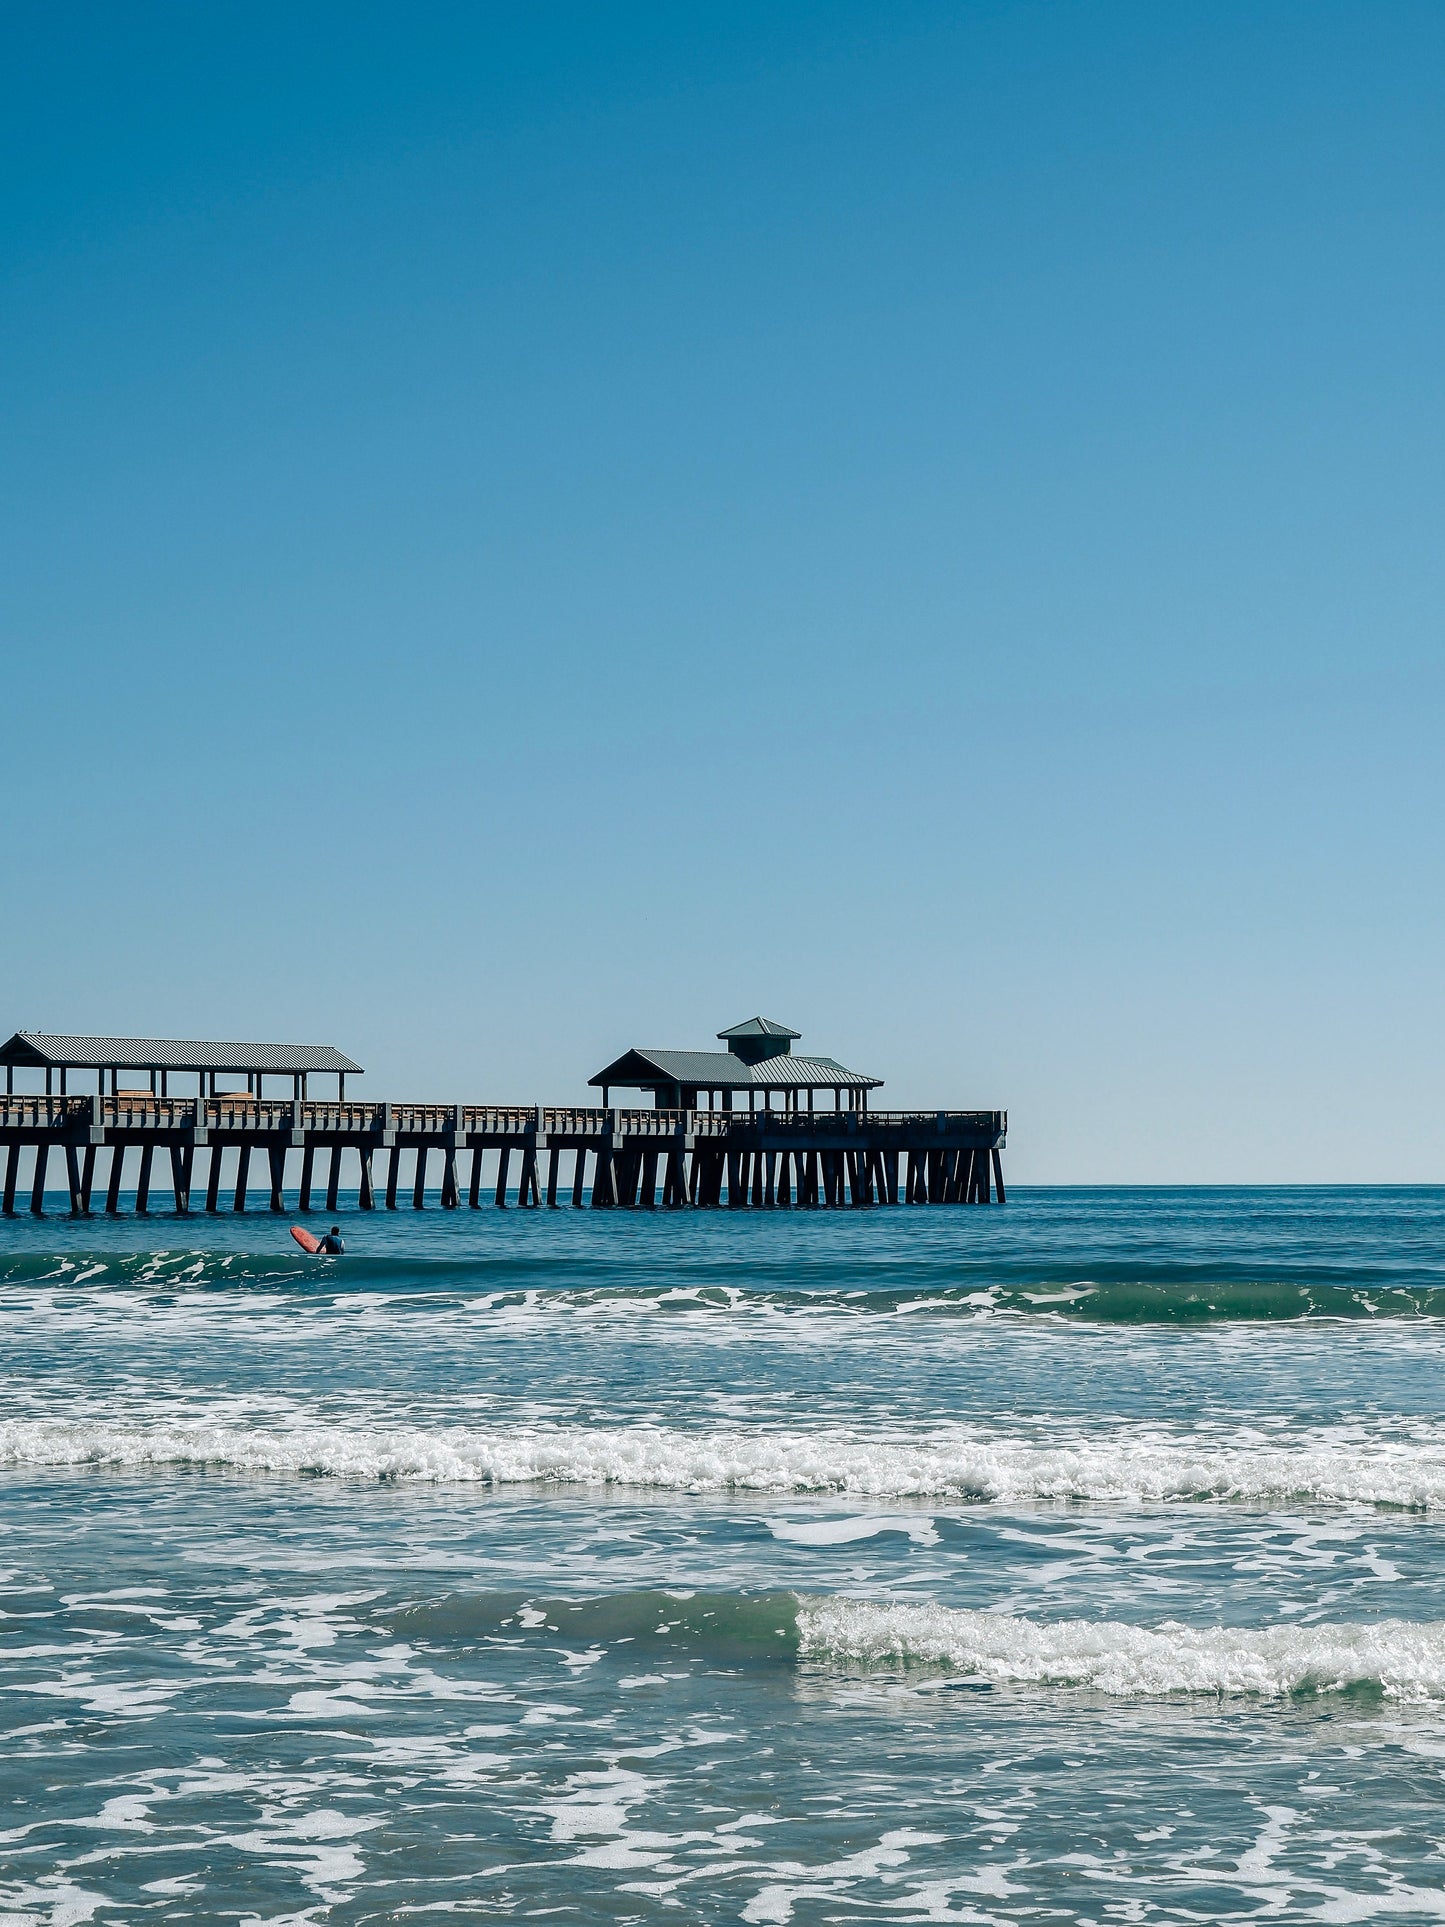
[{"left": 316, "top": 1226, "right": 345, "bottom": 1255}]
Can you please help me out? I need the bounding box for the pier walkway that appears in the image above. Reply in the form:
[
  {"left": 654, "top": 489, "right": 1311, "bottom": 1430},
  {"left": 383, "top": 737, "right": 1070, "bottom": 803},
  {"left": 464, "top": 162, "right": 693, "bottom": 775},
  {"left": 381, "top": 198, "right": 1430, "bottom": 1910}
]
[{"left": 0, "top": 1095, "right": 1007, "bottom": 1214}]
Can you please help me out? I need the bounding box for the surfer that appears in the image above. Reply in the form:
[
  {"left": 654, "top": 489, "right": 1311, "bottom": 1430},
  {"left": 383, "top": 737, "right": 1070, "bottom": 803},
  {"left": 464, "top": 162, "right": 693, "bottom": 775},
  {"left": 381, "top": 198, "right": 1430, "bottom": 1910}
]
[{"left": 316, "top": 1226, "right": 345, "bottom": 1255}]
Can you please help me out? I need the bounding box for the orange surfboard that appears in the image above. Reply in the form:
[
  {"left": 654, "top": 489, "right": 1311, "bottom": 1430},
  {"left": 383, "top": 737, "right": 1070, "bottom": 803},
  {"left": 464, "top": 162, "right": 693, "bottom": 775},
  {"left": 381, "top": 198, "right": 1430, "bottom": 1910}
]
[{"left": 290, "top": 1225, "right": 321, "bottom": 1253}]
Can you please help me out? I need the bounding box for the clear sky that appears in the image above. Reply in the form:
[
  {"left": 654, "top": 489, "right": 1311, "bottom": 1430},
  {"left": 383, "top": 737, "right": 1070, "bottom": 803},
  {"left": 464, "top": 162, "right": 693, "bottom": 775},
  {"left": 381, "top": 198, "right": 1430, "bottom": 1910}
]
[{"left": 4, "top": 2, "right": 1443, "bottom": 1181}]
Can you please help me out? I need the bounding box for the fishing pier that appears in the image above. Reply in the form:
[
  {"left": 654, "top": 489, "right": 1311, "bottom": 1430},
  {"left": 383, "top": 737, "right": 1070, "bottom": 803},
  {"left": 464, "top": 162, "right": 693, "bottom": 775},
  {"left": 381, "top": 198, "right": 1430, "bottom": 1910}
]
[{"left": 0, "top": 1025, "right": 1006, "bottom": 1216}]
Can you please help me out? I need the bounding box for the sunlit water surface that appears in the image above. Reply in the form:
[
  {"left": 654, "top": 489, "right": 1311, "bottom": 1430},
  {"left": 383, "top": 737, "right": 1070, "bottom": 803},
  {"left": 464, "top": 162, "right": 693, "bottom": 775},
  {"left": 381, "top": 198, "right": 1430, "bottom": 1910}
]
[{"left": 5, "top": 1189, "right": 1445, "bottom": 1922}]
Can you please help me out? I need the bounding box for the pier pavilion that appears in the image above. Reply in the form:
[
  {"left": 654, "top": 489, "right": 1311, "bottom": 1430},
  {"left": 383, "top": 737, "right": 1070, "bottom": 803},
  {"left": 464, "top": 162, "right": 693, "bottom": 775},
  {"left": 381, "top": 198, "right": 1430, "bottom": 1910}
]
[
  {"left": 0, "top": 1032, "right": 361, "bottom": 1100},
  {"left": 0, "top": 1026, "right": 1004, "bottom": 1216},
  {"left": 589, "top": 1017, "right": 881, "bottom": 1111}
]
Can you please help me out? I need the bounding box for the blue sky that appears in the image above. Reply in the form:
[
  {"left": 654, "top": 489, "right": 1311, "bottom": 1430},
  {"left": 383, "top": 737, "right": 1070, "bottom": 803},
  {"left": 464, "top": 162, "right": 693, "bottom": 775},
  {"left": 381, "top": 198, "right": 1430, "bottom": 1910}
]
[{"left": 4, "top": 1, "right": 1443, "bottom": 1180}]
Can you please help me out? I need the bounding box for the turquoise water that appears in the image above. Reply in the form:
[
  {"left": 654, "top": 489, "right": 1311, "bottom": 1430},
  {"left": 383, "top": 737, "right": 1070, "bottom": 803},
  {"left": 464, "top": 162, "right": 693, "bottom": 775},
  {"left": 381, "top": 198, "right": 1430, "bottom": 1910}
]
[{"left": 6, "top": 1188, "right": 1445, "bottom": 1921}]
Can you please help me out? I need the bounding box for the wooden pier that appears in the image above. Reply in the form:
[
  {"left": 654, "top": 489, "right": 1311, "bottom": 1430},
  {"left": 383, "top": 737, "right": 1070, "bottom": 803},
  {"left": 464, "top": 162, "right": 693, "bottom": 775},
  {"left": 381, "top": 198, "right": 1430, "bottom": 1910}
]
[{"left": 0, "top": 1095, "right": 1007, "bottom": 1215}]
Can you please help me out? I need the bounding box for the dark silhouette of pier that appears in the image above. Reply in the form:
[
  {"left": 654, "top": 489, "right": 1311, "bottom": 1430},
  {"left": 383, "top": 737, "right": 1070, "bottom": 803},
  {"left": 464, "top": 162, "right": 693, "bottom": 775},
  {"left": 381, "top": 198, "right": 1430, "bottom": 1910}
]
[{"left": 0, "top": 1029, "right": 1006, "bottom": 1214}]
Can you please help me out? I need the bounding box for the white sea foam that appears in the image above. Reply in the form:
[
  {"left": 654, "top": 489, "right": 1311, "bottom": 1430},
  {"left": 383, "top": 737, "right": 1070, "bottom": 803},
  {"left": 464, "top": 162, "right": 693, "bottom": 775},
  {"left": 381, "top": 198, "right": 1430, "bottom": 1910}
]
[
  {"left": 798, "top": 1598, "right": 1445, "bottom": 1698},
  {"left": 6, "top": 1415, "right": 1445, "bottom": 1507}
]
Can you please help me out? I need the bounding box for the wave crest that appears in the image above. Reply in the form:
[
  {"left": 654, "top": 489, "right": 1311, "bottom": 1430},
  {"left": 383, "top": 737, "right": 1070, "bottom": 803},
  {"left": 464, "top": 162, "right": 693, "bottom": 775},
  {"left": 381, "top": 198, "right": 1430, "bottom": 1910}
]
[
  {"left": 6, "top": 1416, "right": 1445, "bottom": 1508},
  {"left": 799, "top": 1597, "right": 1445, "bottom": 1698}
]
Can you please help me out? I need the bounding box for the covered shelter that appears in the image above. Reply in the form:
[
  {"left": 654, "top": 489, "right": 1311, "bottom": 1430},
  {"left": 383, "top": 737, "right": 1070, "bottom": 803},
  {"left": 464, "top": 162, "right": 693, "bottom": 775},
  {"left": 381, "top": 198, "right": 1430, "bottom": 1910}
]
[
  {"left": 0, "top": 1032, "right": 362, "bottom": 1100},
  {"left": 589, "top": 1017, "right": 881, "bottom": 1112}
]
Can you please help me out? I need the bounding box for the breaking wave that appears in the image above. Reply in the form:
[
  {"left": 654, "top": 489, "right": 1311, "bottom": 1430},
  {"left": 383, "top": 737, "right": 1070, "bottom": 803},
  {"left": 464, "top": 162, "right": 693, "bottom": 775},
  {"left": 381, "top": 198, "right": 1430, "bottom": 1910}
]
[
  {"left": 5, "top": 1247, "right": 1445, "bottom": 1319},
  {"left": 388, "top": 1585, "right": 1445, "bottom": 1700},
  {"left": 798, "top": 1597, "right": 1445, "bottom": 1698},
  {"left": 8, "top": 1416, "right": 1445, "bottom": 1507}
]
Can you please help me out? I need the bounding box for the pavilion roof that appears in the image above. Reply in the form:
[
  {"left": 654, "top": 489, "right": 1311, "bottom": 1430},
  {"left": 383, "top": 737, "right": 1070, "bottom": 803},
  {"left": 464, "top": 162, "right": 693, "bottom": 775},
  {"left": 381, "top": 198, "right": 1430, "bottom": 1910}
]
[
  {"left": 589, "top": 1046, "right": 880, "bottom": 1092},
  {"left": 0, "top": 1032, "right": 362, "bottom": 1075}
]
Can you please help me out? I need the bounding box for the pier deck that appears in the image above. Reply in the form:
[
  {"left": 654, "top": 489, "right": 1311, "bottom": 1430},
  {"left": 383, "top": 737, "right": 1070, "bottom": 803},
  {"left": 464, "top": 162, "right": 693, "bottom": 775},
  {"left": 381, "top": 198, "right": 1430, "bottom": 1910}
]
[{"left": 0, "top": 1096, "right": 1007, "bottom": 1213}]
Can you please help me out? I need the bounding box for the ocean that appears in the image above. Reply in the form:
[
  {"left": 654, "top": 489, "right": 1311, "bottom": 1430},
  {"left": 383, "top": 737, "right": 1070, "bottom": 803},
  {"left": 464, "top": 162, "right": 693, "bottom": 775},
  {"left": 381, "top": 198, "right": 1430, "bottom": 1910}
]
[{"left": 4, "top": 1187, "right": 1445, "bottom": 1922}]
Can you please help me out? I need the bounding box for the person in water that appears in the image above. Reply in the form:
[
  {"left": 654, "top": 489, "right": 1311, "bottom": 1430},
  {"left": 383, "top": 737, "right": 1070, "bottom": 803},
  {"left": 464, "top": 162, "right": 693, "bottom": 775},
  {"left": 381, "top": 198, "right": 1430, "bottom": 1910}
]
[{"left": 316, "top": 1226, "right": 345, "bottom": 1255}]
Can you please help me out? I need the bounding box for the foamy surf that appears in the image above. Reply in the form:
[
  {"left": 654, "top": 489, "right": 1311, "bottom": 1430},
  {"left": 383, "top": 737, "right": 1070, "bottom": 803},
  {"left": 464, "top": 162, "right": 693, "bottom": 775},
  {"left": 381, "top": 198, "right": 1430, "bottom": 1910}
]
[
  {"left": 7, "top": 1415, "right": 1445, "bottom": 1507},
  {"left": 798, "top": 1597, "right": 1445, "bottom": 1698}
]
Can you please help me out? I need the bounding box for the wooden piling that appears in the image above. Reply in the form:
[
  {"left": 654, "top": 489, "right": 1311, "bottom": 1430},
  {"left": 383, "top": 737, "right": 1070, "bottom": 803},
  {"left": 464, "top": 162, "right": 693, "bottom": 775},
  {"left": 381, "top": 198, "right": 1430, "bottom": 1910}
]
[
  {"left": 358, "top": 1149, "right": 375, "bottom": 1210},
  {"left": 232, "top": 1144, "right": 250, "bottom": 1212},
  {"left": 299, "top": 1144, "right": 315, "bottom": 1212},
  {"left": 172, "top": 1145, "right": 192, "bottom": 1215},
  {"left": 135, "top": 1143, "right": 153, "bottom": 1215},
  {"left": 494, "top": 1146, "right": 510, "bottom": 1208},
  {"left": 204, "top": 1146, "right": 221, "bottom": 1214},
  {"left": 2, "top": 1142, "right": 18, "bottom": 1215},
  {"left": 572, "top": 1147, "right": 588, "bottom": 1207},
  {"left": 268, "top": 1145, "right": 286, "bottom": 1213},
  {"left": 65, "top": 1143, "right": 83, "bottom": 1216},
  {"left": 385, "top": 1144, "right": 400, "bottom": 1209},
  {"left": 517, "top": 1144, "right": 538, "bottom": 1209},
  {"left": 30, "top": 1142, "right": 49, "bottom": 1215}
]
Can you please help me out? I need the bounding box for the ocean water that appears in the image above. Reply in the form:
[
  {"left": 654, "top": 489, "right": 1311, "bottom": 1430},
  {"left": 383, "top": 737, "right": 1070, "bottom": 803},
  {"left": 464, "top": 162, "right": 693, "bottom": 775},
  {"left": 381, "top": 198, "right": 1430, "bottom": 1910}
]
[{"left": 5, "top": 1187, "right": 1445, "bottom": 1922}]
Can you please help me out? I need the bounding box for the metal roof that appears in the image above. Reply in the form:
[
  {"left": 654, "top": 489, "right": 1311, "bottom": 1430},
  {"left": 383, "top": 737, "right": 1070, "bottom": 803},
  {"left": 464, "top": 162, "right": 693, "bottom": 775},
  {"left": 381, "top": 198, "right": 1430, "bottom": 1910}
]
[
  {"left": 716, "top": 1016, "right": 800, "bottom": 1041},
  {"left": 748, "top": 1054, "right": 879, "bottom": 1088},
  {"left": 593, "top": 1048, "right": 751, "bottom": 1088},
  {"left": 590, "top": 1046, "right": 881, "bottom": 1091},
  {"left": 0, "top": 1032, "right": 362, "bottom": 1074}
]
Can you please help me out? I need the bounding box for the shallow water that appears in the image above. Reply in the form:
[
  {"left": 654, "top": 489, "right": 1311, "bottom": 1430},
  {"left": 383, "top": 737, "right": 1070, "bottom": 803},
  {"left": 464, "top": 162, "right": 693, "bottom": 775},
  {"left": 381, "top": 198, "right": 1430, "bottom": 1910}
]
[{"left": 5, "top": 1188, "right": 1445, "bottom": 1922}]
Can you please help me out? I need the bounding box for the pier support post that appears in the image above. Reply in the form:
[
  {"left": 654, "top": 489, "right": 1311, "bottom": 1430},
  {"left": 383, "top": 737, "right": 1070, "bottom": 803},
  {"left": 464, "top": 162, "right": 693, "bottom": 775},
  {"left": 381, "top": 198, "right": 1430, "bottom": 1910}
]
[
  {"left": 65, "top": 1143, "right": 83, "bottom": 1216},
  {"left": 135, "top": 1144, "right": 153, "bottom": 1215},
  {"left": 991, "top": 1149, "right": 1006, "bottom": 1203},
  {"left": 205, "top": 1146, "right": 221, "bottom": 1213},
  {"left": 547, "top": 1145, "right": 561, "bottom": 1207},
  {"left": 299, "top": 1145, "right": 314, "bottom": 1212},
  {"left": 107, "top": 1147, "right": 126, "bottom": 1215},
  {"left": 2, "top": 1143, "right": 18, "bottom": 1215},
  {"left": 171, "top": 1145, "right": 192, "bottom": 1215},
  {"left": 665, "top": 1139, "right": 688, "bottom": 1207},
  {"left": 590, "top": 1144, "right": 614, "bottom": 1208},
  {"left": 233, "top": 1144, "right": 250, "bottom": 1212},
  {"left": 358, "top": 1150, "right": 375, "bottom": 1209},
  {"left": 385, "top": 1145, "right": 400, "bottom": 1209},
  {"left": 268, "top": 1146, "right": 286, "bottom": 1213},
  {"left": 572, "top": 1147, "right": 587, "bottom": 1207},
  {"left": 30, "top": 1142, "right": 49, "bottom": 1215},
  {"left": 518, "top": 1144, "right": 538, "bottom": 1208},
  {"left": 80, "top": 1145, "right": 96, "bottom": 1214},
  {"left": 441, "top": 1147, "right": 460, "bottom": 1208},
  {"left": 328, "top": 1148, "right": 343, "bottom": 1212},
  {"left": 494, "top": 1147, "right": 510, "bottom": 1208},
  {"left": 468, "top": 1147, "right": 482, "bottom": 1208},
  {"left": 412, "top": 1147, "right": 427, "bottom": 1209}
]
